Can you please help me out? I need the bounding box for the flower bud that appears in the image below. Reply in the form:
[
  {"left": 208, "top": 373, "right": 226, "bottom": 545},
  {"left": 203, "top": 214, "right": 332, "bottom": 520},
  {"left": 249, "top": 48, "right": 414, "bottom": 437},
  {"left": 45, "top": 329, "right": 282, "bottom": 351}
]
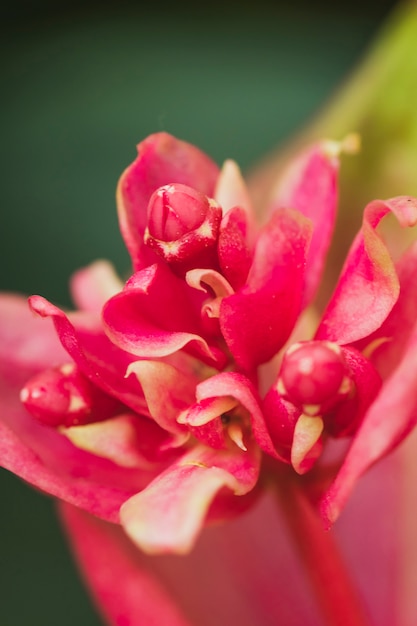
[
  {"left": 20, "top": 363, "right": 122, "bottom": 428},
  {"left": 144, "top": 183, "right": 222, "bottom": 273},
  {"left": 278, "top": 341, "right": 352, "bottom": 416}
]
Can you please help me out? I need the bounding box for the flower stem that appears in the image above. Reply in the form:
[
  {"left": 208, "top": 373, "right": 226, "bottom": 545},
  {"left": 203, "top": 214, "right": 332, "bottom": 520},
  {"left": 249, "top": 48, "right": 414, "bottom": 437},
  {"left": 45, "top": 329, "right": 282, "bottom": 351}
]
[{"left": 276, "top": 475, "right": 372, "bottom": 626}]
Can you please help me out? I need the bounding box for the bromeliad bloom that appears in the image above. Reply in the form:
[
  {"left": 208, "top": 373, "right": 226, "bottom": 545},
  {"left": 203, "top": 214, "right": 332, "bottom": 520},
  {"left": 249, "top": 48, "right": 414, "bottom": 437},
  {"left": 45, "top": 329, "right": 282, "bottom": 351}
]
[{"left": 2, "top": 131, "right": 417, "bottom": 625}]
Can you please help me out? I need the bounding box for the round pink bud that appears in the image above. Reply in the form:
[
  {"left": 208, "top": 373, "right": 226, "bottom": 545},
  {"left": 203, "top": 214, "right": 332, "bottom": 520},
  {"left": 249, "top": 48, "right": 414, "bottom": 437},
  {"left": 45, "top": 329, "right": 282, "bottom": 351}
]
[
  {"left": 147, "top": 183, "right": 211, "bottom": 240},
  {"left": 144, "top": 183, "right": 222, "bottom": 272},
  {"left": 279, "top": 341, "right": 350, "bottom": 413},
  {"left": 20, "top": 363, "right": 122, "bottom": 428}
]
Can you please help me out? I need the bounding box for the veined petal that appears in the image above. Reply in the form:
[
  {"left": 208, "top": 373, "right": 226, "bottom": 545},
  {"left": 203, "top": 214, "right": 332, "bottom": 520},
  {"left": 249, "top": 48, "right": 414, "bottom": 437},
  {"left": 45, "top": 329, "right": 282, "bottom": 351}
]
[
  {"left": 28, "top": 296, "right": 148, "bottom": 416},
  {"left": 117, "top": 132, "right": 220, "bottom": 269},
  {"left": 320, "top": 316, "right": 417, "bottom": 528},
  {"left": 220, "top": 208, "right": 312, "bottom": 371},
  {"left": 317, "top": 196, "right": 417, "bottom": 344},
  {"left": 269, "top": 139, "right": 345, "bottom": 304},
  {"left": 120, "top": 443, "right": 260, "bottom": 555},
  {"left": 70, "top": 260, "right": 123, "bottom": 312},
  {"left": 59, "top": 503, "right": 191, "bottom": 626},
  {"left": 103, "top": 264, "right": 227, "bottom": 368}
]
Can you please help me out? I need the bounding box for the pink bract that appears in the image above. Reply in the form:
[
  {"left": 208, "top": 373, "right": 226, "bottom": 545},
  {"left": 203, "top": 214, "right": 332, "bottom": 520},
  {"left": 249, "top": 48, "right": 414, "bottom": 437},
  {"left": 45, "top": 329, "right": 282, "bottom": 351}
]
[{"left": 2, "top": 132, "right": 417, "bottom": 626}]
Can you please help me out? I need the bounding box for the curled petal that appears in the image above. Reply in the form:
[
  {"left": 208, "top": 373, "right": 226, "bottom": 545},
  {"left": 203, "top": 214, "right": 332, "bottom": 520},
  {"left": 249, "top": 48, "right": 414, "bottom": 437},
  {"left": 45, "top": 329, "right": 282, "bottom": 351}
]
[
  {"left": 120, "top": 443, "right": 260, "bottom": 554},
  {"left": 220, "top": 209, "right": 312, "bottom": 371},
  {"left": 320, "top": 317, "right": 417, "bottom": 528},
  {"left": 126, "top": 360, "right": 196, "bottom": 436},
  {"left": 186, "top": 268, "right": 234, "bottom": 299},
  {"left": 186, "top": 268, "right": 234, "bottom": 320},
  {"left": 317, "top": 196, "right": 417, "bottom": 344},
  {"left": 196, "top": 371, "right": 285, "bottom": 461},
  {"left": 63, "top": 413, "right": 178, "bottom": 469},
  {"left": 70, "top": 260, "right": 123, "bottom": 313},
  {"left": 28, "top": 295, "right": 148, "bottom": 415},
  {"left": 59, "top": 503, "right": 191, "bottom": 626},
  {"left": 180, "top": 396, "right": 238, "bottom": 427},
  {"left": 117, "top": 132, "right": 220, "bottom": 269},
  {"left": 103, "top": 264, "right": 227, "bottom": 368},
  {"left": 354, "top": 241, "right": 417, "bottom": 378}
]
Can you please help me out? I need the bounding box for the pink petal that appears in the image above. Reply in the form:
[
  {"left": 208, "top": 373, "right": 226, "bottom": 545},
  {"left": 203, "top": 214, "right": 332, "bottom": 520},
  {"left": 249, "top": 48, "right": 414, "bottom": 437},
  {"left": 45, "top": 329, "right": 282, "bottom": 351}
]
[
  {"left": 354, "top": 241, "right": 417, "bottom": 379},
  {"left": 103, "top": 263, "right": 227, "bottom": 368},
  {"left": 117, "top": 132, "right": 220, "bottom": 269},
  {"left": 70, "top": 260, "right": 123, "bottom": 312},
  {"left": 129, "top": 491, "right": 327, "bottom": 626},
  {"left": 62, "top": 475, "right": 406, "bottom": 626},
  {"left": 28, "top": 295, "right": 149, "bottom": 416},
  {"left": 59, "top": 502, "right": 191, "bottom": 626},
  {"left": 269, "top": 140, "right": 341, "bottom": 304},
  {"left": 316, "top": 196, "right": 417, "bottom": 344},
  {"left": 0, "top": 421, "right": 137, "bottom": 522},
  {"left": 214, "top": 159, "right": 254, "bottom": 220},
  {"left": 320, "top": 317, "right": 417, "bottom": 527},
  {"left": 0, "top": 293, "right": 68, "bottom": 374},
  {"left": 120, "top": 443, "right": 260, "bottom": 554},
  {"left": 217, "top": 207, "right": 253, "bottom": 290},
  {"left": 0, "top": 295, "right": 152, "bottom": 496},
  {"left": 220, "top": 208, "right": 312, "bottom": 371},
  {"left": 126, "top": 360, "right": 196, "bottom": 436},
  {"left": 195, "top": 371, "right": 285, "bottom": 461},
  {"left": 63, "top": 412, "right": 178, "bottom": 468},
  {"left": 0, "top": 304, "right": 160, "bottom": 518}
]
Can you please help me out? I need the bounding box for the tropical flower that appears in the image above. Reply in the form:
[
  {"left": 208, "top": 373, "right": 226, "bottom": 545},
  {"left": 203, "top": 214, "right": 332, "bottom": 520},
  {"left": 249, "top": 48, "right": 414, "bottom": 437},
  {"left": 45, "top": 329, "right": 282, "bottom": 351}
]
[{"left": 2, "top": 131, "right": 417, "bottom": 625}]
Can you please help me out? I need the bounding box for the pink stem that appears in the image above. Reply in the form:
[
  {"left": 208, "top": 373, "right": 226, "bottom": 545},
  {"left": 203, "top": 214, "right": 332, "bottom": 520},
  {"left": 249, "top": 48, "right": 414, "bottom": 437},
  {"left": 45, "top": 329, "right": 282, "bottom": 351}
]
[{"left": 276, "top": 476, "right": 373, "bottom": 626}]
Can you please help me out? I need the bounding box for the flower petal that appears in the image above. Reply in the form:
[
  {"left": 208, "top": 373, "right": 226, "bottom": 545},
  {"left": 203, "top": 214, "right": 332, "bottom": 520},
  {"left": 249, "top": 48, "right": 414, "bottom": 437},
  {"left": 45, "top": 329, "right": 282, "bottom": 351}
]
[
  {"left": 0, "top": 421, "right": 137, "bottom": 522},
  {"left": 195, "top": 371, "right": 285, "bottom": 461},
  {"left": 117, "top": 132, "right": 220, "bottom": 269},
  {"left": 269, "top": 139, "right": 343, "bottom": 304},
  {"left": 120, "top": 443, "right": 260, "bottom": 554},
  {"left": 103, "top": 263, "right": 227, "bottom": 368},
  {"left": 126, "top": 360, "right": 196, "bottom": 436},
  {"left": 0, "top": 295, "right": 153, "bottom": 512},
  {"left": 70, "top": 260, "right": 123, "bottom": 312},
  {"left": 320, "top": 316, "right": 417, "bottom": 527},
  {"left": 354, "top": 240, "right": 417, "bottom": 378},
  {"left": 217, "top": 207, "right": 253, "bottom": 291},
  {"left": 220, "top": 208, "right": 312, "bottom": 371},
  {"left": 63, "top": 412, "right": 177, "bottom": 468},
  {"left": 28, "top": 295, "right": 148, "bottom": 415},
  {"left": 59, "top": 502, "right": 191, "bottom": 626},
  {"left": 0, "top": 293, "right": 68, "bottom": 374},
  {"left": 316, "top": 196, "right": 417, "bottom": 344}
]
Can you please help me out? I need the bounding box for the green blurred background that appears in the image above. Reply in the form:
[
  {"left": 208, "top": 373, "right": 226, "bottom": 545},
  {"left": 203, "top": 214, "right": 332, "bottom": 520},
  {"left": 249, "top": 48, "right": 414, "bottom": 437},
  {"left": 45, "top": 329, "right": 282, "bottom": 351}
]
[{"left": 0, "top": 1, "right": 398, "bottom": 624}]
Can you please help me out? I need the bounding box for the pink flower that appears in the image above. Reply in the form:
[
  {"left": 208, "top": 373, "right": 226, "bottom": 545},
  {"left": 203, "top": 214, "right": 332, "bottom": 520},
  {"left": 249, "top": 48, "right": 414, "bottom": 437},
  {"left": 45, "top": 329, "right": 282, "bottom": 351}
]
[{"left": 2, "top": 132, "right": 417, "bottom": 625}]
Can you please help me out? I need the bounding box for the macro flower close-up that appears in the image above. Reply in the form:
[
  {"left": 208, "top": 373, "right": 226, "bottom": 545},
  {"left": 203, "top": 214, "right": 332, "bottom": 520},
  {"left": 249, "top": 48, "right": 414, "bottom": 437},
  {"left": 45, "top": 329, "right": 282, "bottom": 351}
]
[
  {"left": 2, "top": 122, "right": 417, "bottom": 624},
  {"left": 2, "top": 1, "right": 417, "bottom": 625}
]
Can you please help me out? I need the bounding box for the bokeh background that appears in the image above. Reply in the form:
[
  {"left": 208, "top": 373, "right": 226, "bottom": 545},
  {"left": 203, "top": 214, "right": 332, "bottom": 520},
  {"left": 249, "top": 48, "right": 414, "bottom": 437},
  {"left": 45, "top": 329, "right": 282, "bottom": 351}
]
[{"left": 0, "top": 0, "right": 398, "bottom": 624}]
